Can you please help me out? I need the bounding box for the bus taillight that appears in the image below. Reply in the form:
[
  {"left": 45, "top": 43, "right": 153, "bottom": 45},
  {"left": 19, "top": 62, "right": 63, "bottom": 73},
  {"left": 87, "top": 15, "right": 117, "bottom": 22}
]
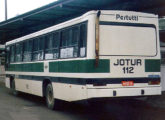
[{"left": 148, "top": 80, "right": 160, "bottom": 85}]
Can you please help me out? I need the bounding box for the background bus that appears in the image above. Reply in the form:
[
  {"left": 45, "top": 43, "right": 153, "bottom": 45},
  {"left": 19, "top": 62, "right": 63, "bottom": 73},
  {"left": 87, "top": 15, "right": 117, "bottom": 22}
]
[{"left": 5, "top": 10, "right": 161, "bottom": 110}]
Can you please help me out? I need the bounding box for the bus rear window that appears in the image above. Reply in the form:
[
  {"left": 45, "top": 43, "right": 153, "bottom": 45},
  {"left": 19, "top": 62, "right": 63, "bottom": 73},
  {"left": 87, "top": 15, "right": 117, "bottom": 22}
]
[{"left": 99, "top": 25, "right": 157, "bottom": 56}]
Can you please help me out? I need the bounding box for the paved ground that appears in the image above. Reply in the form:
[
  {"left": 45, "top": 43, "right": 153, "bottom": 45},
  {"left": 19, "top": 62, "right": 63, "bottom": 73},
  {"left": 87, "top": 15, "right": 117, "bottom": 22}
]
[{"left": 1, "top": 82, "right": 165, "bottom": 120}]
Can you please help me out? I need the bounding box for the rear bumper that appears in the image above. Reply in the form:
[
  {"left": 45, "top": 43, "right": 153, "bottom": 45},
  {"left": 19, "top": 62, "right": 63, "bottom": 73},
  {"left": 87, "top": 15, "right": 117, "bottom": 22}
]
[{"left": 87, "top": 87, "right": 161, "bottom": 99}]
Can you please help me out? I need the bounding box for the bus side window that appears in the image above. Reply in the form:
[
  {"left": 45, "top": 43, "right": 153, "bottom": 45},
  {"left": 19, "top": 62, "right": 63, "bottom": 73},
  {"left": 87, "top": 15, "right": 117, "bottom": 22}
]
[
  {"left": 45, "top": 34, "right": 54, "bottom": 60},
  {"left": 45, "top": 32, "right": 60, "bottom": 60},
  {"left": 6, "top": 46, "right": 10, "bottom": 64},
  {"left": 29, "top": 40, "right": 33, "bottom": 60},
  {"left": 23, "top": 40, "right": 32, "bottom": 62},
  {"left": 38, "top": 37, "right": 44, "bottom": 60},
  {"left": 79, "top": 23, "right": 87, "bottom": 57},
  {"left": 53, "top": 32, "right": 60, "bottom": 59},
  {"left": 161, "top": 51, "right": 165, "bottom": 65},
  {"left": 32, "top": 38, "right": 39, "bottom": 61},
  {"left": 15, "top": 43, "right": 23, "bottom": 62},
  {"left": 71, "top": 26, "right": 79, "bottom": 57},
  {"left": 32, "top": 37, "right": 44, "bottom": 61},
  {"left": 9, "top": 45, "right": 15, "bottom": 63},
  {"left": 60, "top": 26, "right": 79, "bottom": 58},
  {"left": 60, "top": 29, "right": 71, "bottom": 58}
]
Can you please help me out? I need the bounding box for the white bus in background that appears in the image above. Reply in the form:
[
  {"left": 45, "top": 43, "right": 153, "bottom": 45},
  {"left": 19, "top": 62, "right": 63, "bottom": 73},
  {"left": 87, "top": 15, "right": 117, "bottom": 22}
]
[
  {"left": 5, "top": 10, "right": 161, "bottom": 110},
  {"left": 160, "top": 39, "right": 165, "bottom": 91}
]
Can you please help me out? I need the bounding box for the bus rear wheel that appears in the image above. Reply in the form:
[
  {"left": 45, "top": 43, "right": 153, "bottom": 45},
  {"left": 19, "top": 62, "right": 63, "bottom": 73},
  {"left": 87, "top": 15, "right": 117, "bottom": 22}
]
[{"left": 46, "top": 83, "right": 61, "bottom": 110}]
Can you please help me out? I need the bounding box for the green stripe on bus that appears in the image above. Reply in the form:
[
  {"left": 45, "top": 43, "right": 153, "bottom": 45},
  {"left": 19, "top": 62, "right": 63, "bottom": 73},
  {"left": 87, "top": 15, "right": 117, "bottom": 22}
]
[
  {"left": 7, "top": 63, "right": 44, "bottom": 72},
  {"left": 145, "top": 59, "right": 160, "bottom": 72},
  {"left": 49, "top": 59, "right": 110, "bottom": 73}
]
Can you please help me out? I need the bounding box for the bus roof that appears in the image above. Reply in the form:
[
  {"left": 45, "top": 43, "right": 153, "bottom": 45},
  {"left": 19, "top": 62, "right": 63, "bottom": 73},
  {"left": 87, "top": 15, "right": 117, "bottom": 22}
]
[{"left": 6, "top": 10, "right": 158, "bottom": 46}]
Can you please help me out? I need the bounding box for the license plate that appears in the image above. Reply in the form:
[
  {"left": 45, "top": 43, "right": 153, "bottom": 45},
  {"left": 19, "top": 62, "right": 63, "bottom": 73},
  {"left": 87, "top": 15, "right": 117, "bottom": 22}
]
[{"left": 122, "top": 81, "right": 134, "bottom": 86}]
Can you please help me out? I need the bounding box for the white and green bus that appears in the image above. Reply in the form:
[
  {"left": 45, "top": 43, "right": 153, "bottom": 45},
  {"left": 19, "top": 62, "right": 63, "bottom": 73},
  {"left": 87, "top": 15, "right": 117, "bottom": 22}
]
[{"left": 5, "top": 10, "right": 161, "bottom": 109}]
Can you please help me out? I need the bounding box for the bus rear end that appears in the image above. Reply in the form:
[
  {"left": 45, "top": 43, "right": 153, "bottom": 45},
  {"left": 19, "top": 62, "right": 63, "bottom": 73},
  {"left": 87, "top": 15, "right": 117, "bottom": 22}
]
[{"left": 87, "top": 11, "right": 161, "bottom": 99}]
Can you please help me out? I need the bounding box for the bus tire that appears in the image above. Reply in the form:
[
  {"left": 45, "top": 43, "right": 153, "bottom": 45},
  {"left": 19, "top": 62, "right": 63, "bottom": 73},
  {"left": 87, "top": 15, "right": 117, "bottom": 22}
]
[
  {"left": 11, "top": 80, "right": 19, "bottom": 96},
  {"left": 46, "top": 83, "right": 60, "bottom": 110}
]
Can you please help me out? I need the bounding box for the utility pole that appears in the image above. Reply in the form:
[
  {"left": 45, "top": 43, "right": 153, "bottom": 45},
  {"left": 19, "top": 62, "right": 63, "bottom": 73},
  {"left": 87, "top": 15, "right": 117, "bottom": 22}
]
[{"left": 5, "top": 0, "right": 7, "bottom": 20}]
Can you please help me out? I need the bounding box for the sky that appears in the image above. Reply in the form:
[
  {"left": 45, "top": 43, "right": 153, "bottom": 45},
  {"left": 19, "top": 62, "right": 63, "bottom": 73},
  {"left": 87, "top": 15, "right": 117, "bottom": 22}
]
[{"left": 0, "top": 0, "right": 57, "bottom": 22}]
